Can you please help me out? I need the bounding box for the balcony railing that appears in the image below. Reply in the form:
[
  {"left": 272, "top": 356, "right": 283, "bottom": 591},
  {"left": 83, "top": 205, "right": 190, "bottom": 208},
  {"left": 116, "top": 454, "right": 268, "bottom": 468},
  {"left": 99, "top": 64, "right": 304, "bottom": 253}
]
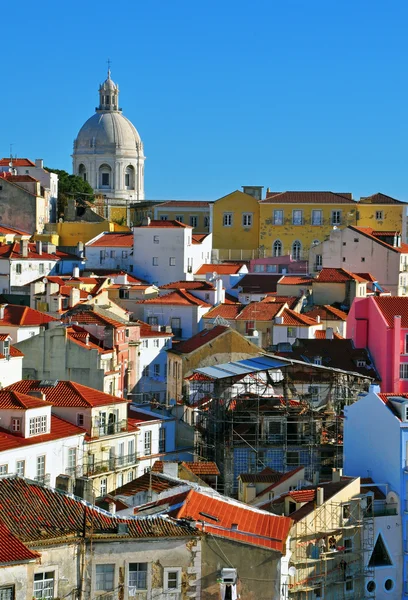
[
  {"left": 82, "top": 453, "right": 137, "bottom": 477},
  {"left": 35, "top": 473, "right": 51, "bottom": 486},
  {"left": 91, "top": 419, "right": 128, "bottom": 439}
]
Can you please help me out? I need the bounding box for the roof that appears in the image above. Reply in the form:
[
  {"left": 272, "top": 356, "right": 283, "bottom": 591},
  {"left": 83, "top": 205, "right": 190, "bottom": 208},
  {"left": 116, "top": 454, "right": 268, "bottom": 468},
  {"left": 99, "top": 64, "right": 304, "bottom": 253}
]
[
  {"left": 239, "top": 467, "right": 283, "bottom": 484},
  {"left": 66, "top": 325, "right": 112, "bottom": 354},
  {"left": 87, "top": 232, "right": 133, "bottom": 247},
  {"left": 350, "top": 226, "right": 408, "bottom": 254},
  {"left": 0, "top": 242, "right": 76, "bottom": 261},
  {"left": 61, "top": 308, "right": 126, "bottom": 329},
  {"left": 0, "top": 415, "right": 85, "bottom": 452},
  {"left": 359, "top": 192, "right": 405, "bottom": 205},
  {"left": 113, "top": 472, "right": 181, "bottom": 496},
  {"left": 156, "top": 200, "right": 211, "bottom": 208},
  {"left": 137, "top": 219, "right": 191, "bottom": 229},
  {"left": 169, "top": 326, "right": 229, "bottom": 354},
  {"left": 233, "top": 274, "right": 282, "bottom": 294},
  {"left": 236, "top": 301, "right": 286, "bottom": 322},
  {"left": 0, "top": 224, "right": 31, "bottom": 236},
  {"left": 255, "top": 467, "right": 305, "bottom": 498},
  {"left": 192, "top": 355, "right": 288, "bottom": 381},
  {"left": 316, "top": 268, "right": 367, "bottom": 284},
  {"left": 360, "top": 477, "right": 386, "bottom": 500},
  {"left": 278, "top": 276, "right": 314, "bottom": 286},
  {"left": 278, "top": 308, "right": 318, "bottom": 326},
  {"left": 192, "top": 234, "right": 209, "bottom": 244},
  {"left": 372, "top": 296, "right": 408, "bottom": 328},
  {"left": 314, "top": 330, "right": 343, "bottom": 339},
  {"left": 0, "top": 520, "right": 39, "bottom": 564},
  {"left": 160, "top": 280, "right": 215, "bottom": 291},
  {"left": 169, "top": 489, "right": 292, "bottom": 552},
  {"left": 5, "top": 380, "right": 127, "bottom": 408},
  {"left": 195, "top": 263, "right": 245, "bottom": 275},
  {"left": 306, "top": 305, "right": 348, "bottom": 321},
  {"left": 152, "top": 460, "right": 220, "bottom": 476},
  {"left": 137, "top": 289, "right": 211, "bottom": 307},
  {"left": 202, "top": 303, "right": 243, "bottom": 320},
  {"left": 0, "top": 158, "right": 36, "bottom": 167},
  {"left": 285, "top": 480, "right": 355, "bottom": 522},
  {"left": 5, "top": 175, "right": 38, "bottom": 183},
  {"left": 260, "top": 191, "right": 356, "bottom": 204},
  {"left": 0, "top": 476, "right": 196, "bottom": 543},
  {"left": 134, "top": 320, "right": 173, "bottom": 338},
  {"left": 0, "top": 390, "right": 53, "bottom": 410},
  {"left": 0, "top": 304, "right": 56, "bottom": 326}
]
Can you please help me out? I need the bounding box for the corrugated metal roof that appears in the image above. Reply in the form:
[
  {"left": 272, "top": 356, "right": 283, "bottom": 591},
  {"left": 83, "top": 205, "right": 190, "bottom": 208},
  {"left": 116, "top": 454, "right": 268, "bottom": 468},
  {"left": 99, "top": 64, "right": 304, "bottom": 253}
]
[{"left": 194, "top": 356, "right": 287, "bottom": 379}]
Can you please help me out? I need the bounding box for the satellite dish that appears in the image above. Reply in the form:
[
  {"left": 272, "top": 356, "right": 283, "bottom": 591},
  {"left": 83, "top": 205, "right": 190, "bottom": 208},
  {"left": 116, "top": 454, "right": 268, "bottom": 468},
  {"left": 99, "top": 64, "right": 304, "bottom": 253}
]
[
  {"left": 288, "top": 566, "right": 297, "bottom": 577},
  {"left": 87, "top": 294, "right": 93, "bottom": 300},
  {"left": 252, "top": 330, "right": 259, "bottom": 337},
  {"left": 212, "top": 271, "right": 218, "bottom": 279},
  {"left": 42, "top": 277, "right": 47, "bottom": 284},
  {"left": 332, "top": 226, "right": 338, "bottom": 230}
]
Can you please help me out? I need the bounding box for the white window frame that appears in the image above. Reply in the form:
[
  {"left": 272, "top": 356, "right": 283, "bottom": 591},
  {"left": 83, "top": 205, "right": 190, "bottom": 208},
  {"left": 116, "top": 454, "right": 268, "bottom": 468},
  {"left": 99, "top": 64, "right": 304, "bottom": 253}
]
[
  {"left": 273, "top": 209, "right": 283, "bottom": 225},
  {"left": 100, "top": 477, "right": 107, "bottom": 496},
  {"left": 0, "top": 464, "right": 8, "bottom": 475},
  {"left": 0, "top": 586, "right": 14, "bottom": 600},
  {"left": 175, "top": 215, "right": 184, "bottom": 223},
  {"left": 36, "top": 455, "right": 45, "bottom": 479},
  {"left": 400, "top": 363, "right": 408, "bottom": 379},
  {"left": 152, "top": 257, "right": 158, "bottom": 266},
  {"left": 292, "top": 209, "right": 303, "bottom": 225},
  {"left": 223, "top": 212, "right": 233, "bottom": 227},
  {"left": 287, "top": 326, "right": 297, "bottom": 338},
  {"left": 128, "top": 563, "right": 148, "bottom": 591},
  {"left": 16, "top": 460, "right": 25, "bottom": 476},
  {"left": 169, "top": 257, "right": 176, "bottom": 266},
  {"left": 95, "top": 564, "right": 115, "bottom": 591},
  {"left": 311, "top": 209, "right": 323, "bottom": 225},
  {"left": 33, "top": 572, "right": 54, "bottom": 600},
  {"left": 144, "top": 430, "right": 152, "bottom": 455},
  {"left": 242, "top": 213, "right": 253, "bottom": 227},
  {"left": 190, "top": 215, "right": 198, "bottom": 227},
  {"left": 163, "top": 567, "right": 182, "bottom": 592},
  {"left": 331, "top": 210, "right": 342, "bottom": 225}
]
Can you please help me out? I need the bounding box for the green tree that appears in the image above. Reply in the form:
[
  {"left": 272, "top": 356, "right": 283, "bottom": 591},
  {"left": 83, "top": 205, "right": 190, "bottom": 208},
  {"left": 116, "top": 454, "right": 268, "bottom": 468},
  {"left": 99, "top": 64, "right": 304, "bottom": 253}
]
[{"left": 45, "top": 168, "right": 94, "bottom": 218}]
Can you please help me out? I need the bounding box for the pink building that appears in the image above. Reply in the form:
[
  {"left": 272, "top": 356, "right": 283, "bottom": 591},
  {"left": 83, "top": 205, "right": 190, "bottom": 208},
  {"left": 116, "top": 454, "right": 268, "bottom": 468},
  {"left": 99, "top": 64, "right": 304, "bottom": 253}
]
[{"left": 347, "top": 296, "right": 408, "bottom": 392}]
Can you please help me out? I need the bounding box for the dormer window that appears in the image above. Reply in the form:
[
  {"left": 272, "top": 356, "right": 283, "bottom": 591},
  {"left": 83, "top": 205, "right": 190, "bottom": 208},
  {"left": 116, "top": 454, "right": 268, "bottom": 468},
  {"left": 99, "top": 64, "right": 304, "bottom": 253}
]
[
  {"left": 313, "top": 356, "right": 322, "bottom": 366},
  {"left": 29, "top": 415, "right": 48, "bottom": 436},
  {"left": 11, "top": 417, "right": 21, "bottom": 432},
  {"left": 356, "top": 360, "right": 366, "bottom": 367},
  {"left": 2, "top": 340, "right": 9, "bottom": 358}
]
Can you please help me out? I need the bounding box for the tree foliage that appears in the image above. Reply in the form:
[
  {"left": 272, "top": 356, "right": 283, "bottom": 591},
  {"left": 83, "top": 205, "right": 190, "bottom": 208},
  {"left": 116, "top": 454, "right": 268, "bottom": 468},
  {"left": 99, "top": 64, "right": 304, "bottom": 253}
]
[{"left": 45, "top": 168, "right": 94, "bottom": 218}]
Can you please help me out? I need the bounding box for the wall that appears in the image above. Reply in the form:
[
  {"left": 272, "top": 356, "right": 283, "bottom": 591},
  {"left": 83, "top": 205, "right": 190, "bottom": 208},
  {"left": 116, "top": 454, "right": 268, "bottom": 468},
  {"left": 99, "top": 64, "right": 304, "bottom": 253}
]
[
  {"left": 134, "top": 334, "right": 171, "bottom": 403},
  {"left": 136, "top": 304, "right": 207, "bottom": 341},
  {"left": 0, "top": 355, "right": 23, "bottom": 387},
  {"left": 0, "top": 178, "right": 44, "bottom": 233},
  {"left": 212, "top": 190, "right": 260, "bottom": 251},
  {"left": 85, "top": 243, "right": 133, "bottom": 273},
  {"left": 272, "top": 324, "right": 322, "bottom": 346},
  {"left": 0, "top": 324, "right": 41, "bottom": 344},
  {"left": 358, "top": 202, "right": 404, "bottom": 234},
  {"left": 154, "top": 204, "right": 211, "bottom": 233}
]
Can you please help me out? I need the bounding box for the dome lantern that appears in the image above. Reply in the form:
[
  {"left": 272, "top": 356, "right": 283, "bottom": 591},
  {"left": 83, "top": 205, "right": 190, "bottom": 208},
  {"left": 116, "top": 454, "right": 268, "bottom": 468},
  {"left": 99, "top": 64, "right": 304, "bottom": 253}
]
[{"left": 98, "top": 68, "right": 120, "bottom": 112}]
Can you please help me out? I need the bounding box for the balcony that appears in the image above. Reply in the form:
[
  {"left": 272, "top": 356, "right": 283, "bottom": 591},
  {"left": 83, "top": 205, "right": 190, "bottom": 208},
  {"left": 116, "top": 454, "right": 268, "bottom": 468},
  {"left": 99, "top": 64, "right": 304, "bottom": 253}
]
[
  {"left": 91, "top": 419, "right": 128, "bottom": 439},
  {"left": 82, "top": 453, "right": 137, "bottom": 477},
  {"left": 370, "top": 502, "right": 398, "bottom": 517}
]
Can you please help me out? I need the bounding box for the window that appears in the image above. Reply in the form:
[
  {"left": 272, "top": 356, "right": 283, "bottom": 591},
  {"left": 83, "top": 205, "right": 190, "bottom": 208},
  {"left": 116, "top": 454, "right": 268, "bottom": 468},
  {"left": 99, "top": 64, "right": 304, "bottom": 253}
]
[
  {"left": 119, "top": 288, "right": 129, "bottom": 299},
  {"left": 144, "top": 431, "right": 152, "bottom": 455},
  {"left": 361, "top": 257, "right": 365, "bottom": 262},
  {"left": 143, "top": 365, "right": 150, "bottom": 377},
  {"left": 376, "top": 210, "right": 384, "bottom": 220},
  {"left": 342, "top": 504, "right": 351, "bottom": 520},
  {"left": 160, "top": 215, "right": 168, "bottom": 221},
  {"left": 0, "top": 586, "right": 14, "bottom": 600},
  {"left": 266, "top": 264, "right": 277, "bottom": 272},
  {"left": 315, "top": 254, "right": 322, "bottom": 268},
  {"left": 29, "top": 415, "right": 47, "bottom": 436},
  {"left": 356, "top": 359, "right": 366, "bottom": 367},
  {"left": 33, "top": 572, "right": 54, "bottom": 600},
  {"left": 344, "top": 538, "right": 353, "bottom": 553},
  {"left": 164, "top": 568, "right": 181, "bottom": 592},
  {"left": 400, "top": 363, "right": 408, "bottom": 379},
  {"left": 152, "top": 257, "right": 158, "bottom": 266},
  {"left": 110, "top": 250, "right": 115, "bottom": 258},
  {"left": 384, "top": 579, "right": 394, "bottom": 591},
  {"left": 15, "top": 460, "right": 25, "bottom": 476},
  {"left": 273, "top": 240, "right": 282, "bottom": 257},
  {"left": 101, "top": 173, "right": 110, "bottom": 186},
  {"left": 154, "top": 364, "right": 160, "bottom": 377},
  {"left": 11, "top": 418, "right": 21, "bottom": 432},
  {"left": 127, "top": 470, "right": 134, "bottom": 483},
  {"left": 96, "top": 564, "right": 114, "bottom": 591},
  {"left": 15, "top": 264, "right": 22, "bottom": 274},
  {"left": 242, "top": 213, "right": 252, "bottom": 227},
  {"left": 292, "top": 240, "right": 302, "bottom": 260},
  {"left": 175, "top": 215, "right": 184, "bottom": 223},
  {"left": 159, "top": 427, "right": 166, "bottom": 453},
  {"left": 287, "top": 451, "right": 299, "bottom": 465},
  {"left": 125, "top": 173, "right": 130, "bottom": 186},
  {"left": 331, "top": 210, "right": 341, "bottom": 225},
  {"left": 100, "top": 478, "right": 107, "bottom": 496},
  {"left": 204, "top": 216, "right": 210, "bottom": 228},
  {"left": 39, "top": 263, "right": 44, "bottom": 274},
  {"left": 190, "top": 216, "right": 198, "bottom": 227},
  {"left": 273, "top": 210, "right": 283, "bottom": 225},
  {"left": 153, "top": 235, "right": 159, "bottom": 244},
  {"left": 287, "top": 326, "right": 296, "bottom": 338},
  {"left": 0, "top": 465, "right": 7, "bottom": 475},
  {"left": 68, "top": 448, "right": 77, "bottom": 471},
  {"left": 36, "top": 455, "right": 45, "bottom": 479},
  {"left": 153, "top": 338, "right": 159, "bottom": 348},
  {"left": 223, "top": 213, "right": 233, "bottom": 227},
  {"left": 76, "top": 413, "right": 84, "bottom": 427},
  {"left": 313, "top": 356, "right": 322, "bottom": 366},
  {"left": 129, "top": 563, "right": 148, "bottom": 591},
  {"left": 311, "top": 210, "right": 323, "bottom": 225},
  {"left": 147, "top": 316, "right": 158, "bottom": 326},
  {"left": 368, "top": 534, "right": 392, "bottom": 566},
  {"left": 292, "top": 210, "right": 303, "bottom": 225},
  {"left": 169, "top": 257, "right": 176, "bottom": 266},
  {"left": 268, "top": 420, "right": 281, "bottom": 435},
  {"left": 367, "top": 581, "right": 376, "bottom": 593}
]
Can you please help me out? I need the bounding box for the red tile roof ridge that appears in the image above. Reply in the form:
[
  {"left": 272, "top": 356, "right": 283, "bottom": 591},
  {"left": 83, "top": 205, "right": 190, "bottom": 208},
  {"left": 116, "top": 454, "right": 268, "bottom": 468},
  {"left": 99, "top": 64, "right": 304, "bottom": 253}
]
[
  {"left": 0, "top": 389, "right": 54, "bottom": 410},
  {"left": 307, "top": 305, "right": 348, "bottom": 321},
  {"left": 280, "top": 308, "right": 318, "bottom": 326},
  {"left": 136, "top": 289, "right": 211, "bottom": 307},
  {"left": 156, "top": 200, "right": 211, "bottom": 207},
  {"left": 0, "top": 157, "right": 36, "bottom": 167},
  {"left": 168, "top": 325, "right": 229, "bottom": 354},
  {"left": 86, "top": 232, "right": 133, "bottom": 247},
  {"left": 260, "top": 191, "right": 356, "bottom": 204},
  {"left": 316, "top": 267, "right": 367, "bottom": 283},
  {"left": 350, "top": 226, "right": 408, "bottom": 254},
  {"left": 202, "top": 303, "right": 244, "bottom": 320},
  {"left": 195, "top": 263, "right": 245, "bottom": 275},
  {"left": 0, "top": 304, "right": 57, "bottom": 326},
  {"left": 278, "top": 275, "right": 314, "bottom": 285}
]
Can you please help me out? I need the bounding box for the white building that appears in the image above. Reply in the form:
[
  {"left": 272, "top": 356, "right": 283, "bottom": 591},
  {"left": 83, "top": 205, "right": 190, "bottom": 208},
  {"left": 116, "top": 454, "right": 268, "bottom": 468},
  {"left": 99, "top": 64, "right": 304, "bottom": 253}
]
[
  {"left": 73, "top": 69, "right": 145, "bottom": 201},
  {"left": 133, "top": 320, "right": 172, "bottom": 403},
  {"left": 272, "top": 308, "right": 322, "bottom": 346},
  {"left": 132, "top": 219, "right": 212, "bottom": 285},
  {"left": 85, "top": 231, "right": 134, "bottom": 272},
  {"left": 0, "top": 304, "right": 57, "bottom": 343},
  {"left": 0, "top": 334, "right": 23, "bottom": 387}
]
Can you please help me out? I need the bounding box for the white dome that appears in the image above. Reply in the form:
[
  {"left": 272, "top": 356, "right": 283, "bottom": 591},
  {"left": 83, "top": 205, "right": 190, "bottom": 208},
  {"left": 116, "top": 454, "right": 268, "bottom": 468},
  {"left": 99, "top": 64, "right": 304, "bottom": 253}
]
[{"left": 75, "top": 112, "right": 142, "bottom": 152}]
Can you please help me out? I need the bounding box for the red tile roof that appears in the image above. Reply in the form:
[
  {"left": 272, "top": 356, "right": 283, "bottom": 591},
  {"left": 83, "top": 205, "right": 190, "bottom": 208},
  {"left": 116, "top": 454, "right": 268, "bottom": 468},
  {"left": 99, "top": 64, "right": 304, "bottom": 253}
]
[
  {"left": 279, "top": 308, "right": 318, "bottom": 326},
  {"left": 239, "top": 467, "right": 283, "bottom": 484},
  {"left": 359, "top": 192, "right": 405, "bottom": 205},
  {"left": 5, "top": 175, "right": 38, "bottom": 183},
  {"left": 0, "top": 415, "right": 85, "bottom": 452},
  {"left": 195, "top": 263, "right": 245, "bottom": 275},
  {"left": 151, "top": 460, "right": 220, "bottom": 476},
  {"left": 137, "top": 289, "right": 211, "bottom": 307},
  {"left": 350, "top": 226, "right": 408, "bottom": 254},
  {"left": 202, "top": 303, "right": 243, "bottom": 320},
  {"left": 66, "top": 325, "right": 112, "bottom": 354},
  {"left": 236, "top": 301, "right": 286, "bottom": 321},
  {"left": 160, "top": 280, "right": 215, "bottom": 290},
  {"left": 0, "top": 158, "right": 36, "bottom": 167},
  {"left": 0, "top": 224, "right": 30, "bottom": 236},
  {"left": 316, "top": 268, "right": 367, "bottom": 283},
  {"left": 192, "top": 234, "right": 210, "bottom": 244},
  {"left": 0, "top": 520, "right": 39, "bottom": 563},
  {"left": 261, "top": 191, "right": 355, "bottom": 204},
  {"left": 169, "top": 326, "right": 229, "bottom": 354},
  {"left": 0, "top": 242, "right": 75, "bottom": 261},
  {"left": 134, "top": 320, "right": 173, "bottom": 338},
  {"left": 314, "top": 330, "right": 343, "bottom": 339},
  {"left": 0, "top": 476, "right": 196, "bottom": 543},
  {"left": 0, "top": 390, "right": 53, "bottom": 410},
  {"left": 278, "top": 276, "right": 314, "bottom": 286},
  {"left": 0, "top": 304, "right": 56, "bottom": 326},
  {"left": 171, "top": 489, "right": 292, "bottom": 552},
  {"left": 5, "top": 380, "right": 127, "bottom": 408},
  {"left": 372, "top": 297, "right": 408, "bottom": 328},
  {"left": 307, "top": 305, "right": 348, "bottom": 321},
  {"left": 288, "top": 489, "right": 316, "bottom": 502},
  {"left": 137, "top": 219, "right": 191, "bottom": 228},
  {"left": 261, "top": 295, "right": 299, "bottom": 309},
  {"left": 157, "top": 201, "right": 211, "bottom": 207},
  {"left": 255, "top": 467, "right": 304, "bottom": 498},
  {"left": 61, "top": 309, "right": 125, "bottom": 329},
  {"left": 87, "top": 232, "right": 133, "bottom": 247},
  {"left": 113, "top": 472, "right": 181, "bottom": 496}
]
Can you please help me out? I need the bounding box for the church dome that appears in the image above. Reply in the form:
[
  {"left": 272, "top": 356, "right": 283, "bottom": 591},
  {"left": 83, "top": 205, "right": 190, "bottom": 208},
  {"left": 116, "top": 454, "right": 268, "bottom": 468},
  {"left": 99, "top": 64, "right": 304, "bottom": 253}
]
[{"left": 75, "top": 112, "right": 142, "bottom": 152}]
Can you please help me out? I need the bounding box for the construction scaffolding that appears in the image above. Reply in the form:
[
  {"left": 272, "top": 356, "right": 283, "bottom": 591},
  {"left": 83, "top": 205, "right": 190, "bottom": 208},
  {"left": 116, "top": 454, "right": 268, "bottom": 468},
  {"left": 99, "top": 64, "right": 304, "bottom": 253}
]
[{"left": 185, "top": 355, "right": 373, "bottom": 496}]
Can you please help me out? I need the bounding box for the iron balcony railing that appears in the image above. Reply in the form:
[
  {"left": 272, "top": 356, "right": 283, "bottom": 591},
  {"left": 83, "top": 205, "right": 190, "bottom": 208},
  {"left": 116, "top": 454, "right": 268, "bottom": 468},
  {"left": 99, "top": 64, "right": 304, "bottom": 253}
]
[
  {"left": 82, "top": 453, "right": 137, "bottom": 477},
  {"left": 91, "top": 419, "right": 128, "bottom": 438}
]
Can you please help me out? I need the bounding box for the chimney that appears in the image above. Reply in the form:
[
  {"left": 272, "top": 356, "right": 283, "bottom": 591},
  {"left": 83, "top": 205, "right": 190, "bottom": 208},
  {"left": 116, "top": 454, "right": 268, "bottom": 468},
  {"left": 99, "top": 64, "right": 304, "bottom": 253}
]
[
  {"left": 316, "top": 315, "right": 320, "bottom": 324},
  {"left": 27, "top": 390, "right": 46, "bottom": 401},
  {"left": 325, "top": 327, "right": 334, "bottom": 340},
  {"left": 316, "top": 487, "right": 324, "bottom": 506},
  {"left": 115, "top": 273, "right": 128, "bottom": 285},
  {"left": 162, "top": 462, "right": 179, "bottom": 479},
  {"left": 36, "top": 240, "right": 42, "bottom": 255},
  {"left": 85, "top": 334, "right": 90, "bottom": 346},
  {"left": 21, "top": 239, "right": 29, "bottom": 258},
  {"left": 332, "top": 468, "right": 343, "bottom": 483},
  {"left": 215, "top": 277, "right": 223, "bottom": 305},
  {"left": 69, "top": 287, "right": 81, "bottom": 308},
  {"left": 35, "top": 159, "right": 44, "bottom": 169},
  {"left": 142, "top": 216, "right": 151, "bottom": 226},
  {"left": 76, "top": 241, "right": 84, "bottom": 259},
  {"left": 72, "top": 266, "right": 80, "bottom": 278},
  {"left": 0, "top": 304, "right": 6, "bottom": 320},
  {"left": 108, "top": 500, "right": 116, "bottom": 515}
]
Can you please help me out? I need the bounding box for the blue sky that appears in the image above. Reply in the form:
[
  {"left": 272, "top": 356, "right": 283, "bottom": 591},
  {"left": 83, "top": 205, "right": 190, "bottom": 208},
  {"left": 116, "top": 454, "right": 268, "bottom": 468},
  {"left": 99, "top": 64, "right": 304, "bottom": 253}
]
[{"left": 3, "top": 0, "right": 408, "bottom": 201}]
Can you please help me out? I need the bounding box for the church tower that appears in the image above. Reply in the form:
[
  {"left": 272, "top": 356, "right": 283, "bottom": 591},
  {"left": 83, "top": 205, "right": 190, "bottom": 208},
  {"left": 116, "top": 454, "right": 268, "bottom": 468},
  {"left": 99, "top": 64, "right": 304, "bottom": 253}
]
[{"left": 72, "top": 70, "right": 145, "bottom": 202}]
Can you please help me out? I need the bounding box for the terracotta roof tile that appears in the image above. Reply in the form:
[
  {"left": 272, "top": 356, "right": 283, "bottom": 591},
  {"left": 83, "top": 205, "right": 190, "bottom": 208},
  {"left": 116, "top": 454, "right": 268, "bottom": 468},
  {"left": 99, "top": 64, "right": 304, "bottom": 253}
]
[
  {"left": 192, "top": 234, "right": 210, "bottom": 244},
  {"left": 255, "top": 467, "right": 304, "bottom": 498},
  {"left": 160, "top": 280, "right": 215, "bottom": 290},
  {"left": 359, "top": 192, "right": 405, "bottom": 205},
  {"left": 0, "top": 304, "right": 56, "bottom": 326},
  {"left": 5, "top": 380, "right": 127, "bottom": 408},
  {"left": 236, "top": 301, "right": 286, "bottom": 321},
  {"left": 0, "top": 390, "right": 53, "bottom": 410},
  {"left": 260, "top": 191, "right": 356, "bottom": 204},
  {"left": 0, "top": 415, "right": 85, "bottom": 452},
  {"left": 169, "top": 326, "right": 229, "bottom": 354},
  {"left": 350, "top": 226, "right": 408, "bottom": 254},
  {"left": 195, "top": 263, "right": 245, "bottom": 275},
  {"left": 66, "top": 325, "right": 112, "bottom": 354},
  {"left": 0, "top": 242, "right": 76, "bottom": 261},
  {"left": 202, "top": 303, "right": 243, "bottom": 320},
  {"left": 0, "top": 520, "right": 39, "bottom": 563},
  {"left": 134, "top": 320, "right": 172, "bottom": 338},
  {"left": 137, "top": 289, "right": 211, "bottom": 307},
  {"left": 0, "top": 224, "right": 30, "bottom": 235},
  {"left": 86, "top": 232, "right": 133, "bottom": 247},
  {"left": 61, "top": 309, "right": 125, "bottom": 329},
  {"left": 239, "top": 467, "right": 283, "bottom": 484},
  {"left": 372, "top": 297, "right": 408, "bottom": 328},
  {"left": 137, "top": 219, "right": 191, "bottom": 228},
  {"left": 316, "top": 268, "right": 367, "bottom": 283},
  {"left": 314, "top": 330, "right": 343, "bottom": 339},
  {"left": 278, "top": 276, "right": 314, "bottom": 285},
  {"left": 113, "top": 472, "right": 181, "bottom": 496},
  {"left": 279, "top": 308, "right": 318, "bottom": 326},
  {"left": 151, "top": 460, "right": 220, "bottom": 476},
  {"left": 0, "top": 158, "right": 36, "bottom": 167},
  {"left": 307, "top": 305, "right": 348, "bottom": 321},
  {"left": 289, "top": 489, "right": 316, "bottom": 502}
]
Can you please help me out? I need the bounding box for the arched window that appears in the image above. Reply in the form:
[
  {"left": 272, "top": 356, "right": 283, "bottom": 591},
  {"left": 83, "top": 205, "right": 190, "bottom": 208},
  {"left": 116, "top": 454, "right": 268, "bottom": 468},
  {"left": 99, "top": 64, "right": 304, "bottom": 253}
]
[
  {"left": 125, "top": 165, "right": 135, "bottom": 189},
  {"left": 99, "top": 164, "right": 112, "bottom": 189},
  {"left": 273, "top": 240, "right": 282, "bottom": 257},
  {"left": 78, "top": 164, "right": 87, "bottom": 182},
  {"left": 292, "top": 240, "right": 302, "bottom": 260}
]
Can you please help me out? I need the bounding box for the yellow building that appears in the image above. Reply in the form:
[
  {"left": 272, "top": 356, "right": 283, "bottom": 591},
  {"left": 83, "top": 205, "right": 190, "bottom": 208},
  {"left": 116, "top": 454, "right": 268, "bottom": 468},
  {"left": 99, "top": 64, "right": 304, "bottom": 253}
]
[
  {"left": 357, "top": 192, "right": 406, "bottom": 233},
  {"left": 212, "top": 188, "right": 261, "bottom": 259},
  {"left": 35, "top": 220, "right": 129, "bottom": 247},
  {"left": 153, "top": 201, "right": 211, "bottom": 233}
]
